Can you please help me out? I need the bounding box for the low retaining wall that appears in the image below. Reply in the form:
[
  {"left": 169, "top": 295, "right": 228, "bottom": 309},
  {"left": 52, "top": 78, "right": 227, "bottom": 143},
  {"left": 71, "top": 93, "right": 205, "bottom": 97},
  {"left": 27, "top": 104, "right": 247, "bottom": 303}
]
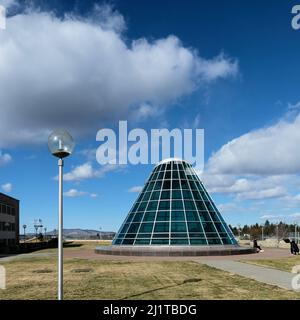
[{"left": 95, "top": 245, "right": 256, "bottom": 257}]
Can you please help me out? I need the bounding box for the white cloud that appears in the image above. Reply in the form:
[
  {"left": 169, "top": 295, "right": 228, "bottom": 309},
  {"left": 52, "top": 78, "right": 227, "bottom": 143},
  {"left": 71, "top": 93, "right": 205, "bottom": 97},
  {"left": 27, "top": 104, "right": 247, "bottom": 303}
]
[
  {"left": 0, "top": 151, "right": 11, "bottom": 166},
  {"left": 260, "top": 214, "right": 285, "bottom": 220},
  {"left": 207, "top": 109, "right": 300, "bottom": 175},
  {"left": 0, "top": 5, "right": 238, "bottom": 147},
  {"left": 128, "top": 186, "right": 143, "bottom": 193},
  {"left": 237, "top": 186, "right": 287, "bottom": 201},
  {"left": 90, "top": 193, "right": 99, "bottom": 198},
  {"left": 200, "top": 108, "right": 300, "bottom": 203},
  {"left": 1, "top": 182, "right": 12, "bottom": 193},
  {"left": 64, "top": 189, "right": 86, "bottom": 197},
  {"left": 63, "top": 162, "right": 124, "bottom": 181},
  {"left": 64, "top": 163, "right": 94, "bottom": 181},
  {"left": 260, "top": 213, "right": 300, "bottom": 222}
]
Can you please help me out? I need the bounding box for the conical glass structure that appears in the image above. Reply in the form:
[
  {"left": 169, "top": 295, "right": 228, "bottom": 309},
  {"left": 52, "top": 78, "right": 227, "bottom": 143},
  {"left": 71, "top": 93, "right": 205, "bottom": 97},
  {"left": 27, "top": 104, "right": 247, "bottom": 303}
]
[{"left": 113, "top": 158, "right": 237, "bottom": 246}]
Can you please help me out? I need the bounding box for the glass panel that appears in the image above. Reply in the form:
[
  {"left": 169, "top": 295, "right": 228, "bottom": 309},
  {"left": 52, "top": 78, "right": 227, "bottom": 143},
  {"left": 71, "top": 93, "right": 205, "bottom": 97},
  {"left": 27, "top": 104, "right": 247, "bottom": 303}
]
[
  {"left": 190, "top": 239, "right": 207, "bottom": 245},
  {"left": 171, "top": 180, "right": 180, "bottom": 190},
  {"left": 184, "top": 200, "right": 196, "bottom": 210},
  {"left": 209, "top": 211, "right": 220, "bottom": 222},
  {"left": 189, "top": 181, "right": 197, "bottom": 189},
  {"left": 171, "top": 233, "right": 188, "bottom": 238},
  {"left": 154, "top": 222, "right": 169, "bottom": 233},
  {"left": 189, "top": 232, "right": 205, "bottom": 238},
  {"left": 170, "top": 239, "right": 189, "bottom": 245},
  {"left": 127, "top": 223, "right": 140, "bottom": 233},
  {"left": 186, "top": 211, "right": 200, "bottom": 222},
  {"left": 200, "top": 191, "right": 209, "bottom": 201},
  {"left": 152, "top": 233, "right": 169, "bottom": 238},
  {"left": 142, "top": 192, "right": 151, "bottom": 201},
  {"left": 156, "top": 211, "right": 170, "bottom": 221},
  {"left": 202, "top": 222, "right": 216, "bottom": 233},
  {"left": 147, "top": 201, "right": 158, "bottom": 211},
  {"left": 138, "top": 202, "right": 147, "bottom": 211},
  {"left": 199, "top": 211, "right": 212, "bottom": 222},
  {"left": 192, "top": 191, "right": 201, "bottom": 200},
  {"left": 139, "top": 223, "right": 154, "bottom": 233},
  {"left": 205, "top": 232, "right": 219, "bottom": 238},
  {"left": 154, "top": 181, "right": 162, "bottom": 190},
  {"left": 214, "top": 223, "right": 227, "bottom": 233},
  {"left": 158, "top": 201, "right": 170, "bottom": 210},
  {"left": 208, "top": 238, "right": 222, "bottom": 245},
  {"left": 135, "top": 239, "right": 150, "bottom": 245},
  {"left": 182, "top": 190, "right": 193, "bottom": 199},
  {"left": 195, "top": 201, "right": 206, "bottom": 211},
  {"left": 150, "top": 191, "right": 160, "bottom": 200},
  {"left": 164, "top": 171, "right": 171, "bottom": 179},
  {"left": 179, "top": 171, "right": 186, "bottom": 179},
  {"left": 171, "top": 200, "right": 183, "bottom": 210},
  {"left": 221, "top": 238, "right": 232, "bottom": 244},
  {"left": 160, "top": 190, "right": 170, "bottom": 199},
  {"left": 172, "top": 170, "right": 179, "bottom": 179},
  {"left": 133, "top": 213, "right": 143, "bottom": 222},
  {"left": 120, "top": 223, "right": 129, "bottom": 234},
  {"left": 172, "top": 190, "right": 181, "bottom": 199},
  {"left": 187, "top": 222, "right": 203, "bottom": 233},
  {"left": 158, "top": 172, "right": 164, "bottom": 179},
  {"left": 122, "top": 239, "right": 134, "bottom": 244},
  {"left": 163, "top": 180, "right": 171, "bottom": 189},
  {"left": 142, "top": 212, "right": 156, "bottom": 222},
  {"left": 171, "top": 211, "right": 185, "bottom": 221},
  {"left": 151, "top": 239, "right": 169, "bottom": 245},
  {"left": 136, "top": 233, "right": 151, "bottom": 238},
  {"left": 181, "top": 180, "right": 189, "bottom": 189},
  {"left": 171, "top": 222, "right": 187, "bottom": 232},
  {"left": 146, "top": 182, "right": 155, "bottom": 191},
  {"left": 125, "top": 214, "right": 135, "bottom": 223}
]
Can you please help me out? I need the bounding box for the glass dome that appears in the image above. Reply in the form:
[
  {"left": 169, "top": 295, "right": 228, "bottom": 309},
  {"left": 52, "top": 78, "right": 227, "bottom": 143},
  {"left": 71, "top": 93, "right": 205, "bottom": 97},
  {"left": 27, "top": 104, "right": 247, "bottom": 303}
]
[{"left": 48, "top": 130, "right": 75, "bottom": 158}]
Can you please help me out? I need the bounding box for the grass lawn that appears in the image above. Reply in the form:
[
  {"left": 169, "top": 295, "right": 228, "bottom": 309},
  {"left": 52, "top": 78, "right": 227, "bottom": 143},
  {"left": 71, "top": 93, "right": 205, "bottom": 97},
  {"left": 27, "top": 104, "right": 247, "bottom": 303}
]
[
  {"left": 242, "top": 255, "right": 300, "bottom": 273},
  {"left": 0, "top": 254, "right": 300, "bottom": 300}
]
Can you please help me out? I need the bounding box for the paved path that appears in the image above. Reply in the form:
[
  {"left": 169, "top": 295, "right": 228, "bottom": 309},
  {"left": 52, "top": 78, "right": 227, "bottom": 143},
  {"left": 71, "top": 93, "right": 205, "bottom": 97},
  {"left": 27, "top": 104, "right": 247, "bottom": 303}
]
[{"left": 201, "top": 260, "right": 299, "bottom": 292}]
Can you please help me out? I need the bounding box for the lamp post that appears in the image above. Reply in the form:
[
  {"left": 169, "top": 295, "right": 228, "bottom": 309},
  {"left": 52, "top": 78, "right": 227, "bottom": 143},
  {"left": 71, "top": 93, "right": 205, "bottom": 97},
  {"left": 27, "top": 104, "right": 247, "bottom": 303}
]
[
  {"left": 48, "top": 129, "right": 75, "bottom": 301},
  {"left": 44, "top": 227, "right": 47, "bottom": 241},
  {"left": 276, "top": 224, "right": 279, "bottom": 248},
  {"left": 23, "top": 224, "right": 27, "bottom": 242},
  {"left": 261, "top": 225, "right": 264, "bottom": 241},
  {"left": 99, "top": 227, "right": 102, "bottom": 241},
  {"left": 34, "top": 223, "right": 39, "bottom": 242}
]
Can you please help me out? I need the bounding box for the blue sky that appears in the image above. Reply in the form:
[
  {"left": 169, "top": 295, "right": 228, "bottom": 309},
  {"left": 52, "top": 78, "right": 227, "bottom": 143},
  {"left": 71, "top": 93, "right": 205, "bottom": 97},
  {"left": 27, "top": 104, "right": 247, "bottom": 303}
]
[{"left": 1, "top": 0, "right": 300, "bottom": 233}]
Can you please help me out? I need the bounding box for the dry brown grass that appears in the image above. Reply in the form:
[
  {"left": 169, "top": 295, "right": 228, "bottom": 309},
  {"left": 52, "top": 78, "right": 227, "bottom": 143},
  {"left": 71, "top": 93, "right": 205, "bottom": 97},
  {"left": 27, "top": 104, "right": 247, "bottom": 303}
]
[
  {"left": 242, "top": 255, "right": 300, "bottom": 273},
  {"left": 1, "top": 255, "right": 300, "bottom": 300}
]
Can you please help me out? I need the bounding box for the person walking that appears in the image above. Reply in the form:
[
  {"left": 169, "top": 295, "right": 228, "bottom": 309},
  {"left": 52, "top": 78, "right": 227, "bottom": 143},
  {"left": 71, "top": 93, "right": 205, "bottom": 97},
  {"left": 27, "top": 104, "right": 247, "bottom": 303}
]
[
  {"left": 290, "top": 240, "right": 299, "bottom": 255},
  {"left": 253, "top": 238, "right": 264, "bottom": 253}
]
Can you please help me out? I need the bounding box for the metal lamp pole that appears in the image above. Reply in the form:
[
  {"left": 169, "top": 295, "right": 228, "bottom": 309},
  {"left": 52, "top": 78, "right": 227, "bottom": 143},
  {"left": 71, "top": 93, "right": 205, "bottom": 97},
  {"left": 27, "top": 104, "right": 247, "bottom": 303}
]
[
  {"left": 58, "top": 158, "right": 64, "bottom": 300},
  {"left": 261, "top": 226, "right": 264, "bottom": 241},
  {"left": 23, "top": 224, "right": 27, "bottom": 242},
  {"left": 48, "top": 130, "right": 75, "bottom": 301}
]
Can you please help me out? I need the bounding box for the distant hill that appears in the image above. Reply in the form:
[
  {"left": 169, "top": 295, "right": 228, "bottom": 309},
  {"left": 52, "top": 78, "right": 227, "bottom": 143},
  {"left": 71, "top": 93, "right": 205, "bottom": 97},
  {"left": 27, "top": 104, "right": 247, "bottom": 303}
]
[{"left": 26, "top": 228, "right": 116, "bottom": 240}]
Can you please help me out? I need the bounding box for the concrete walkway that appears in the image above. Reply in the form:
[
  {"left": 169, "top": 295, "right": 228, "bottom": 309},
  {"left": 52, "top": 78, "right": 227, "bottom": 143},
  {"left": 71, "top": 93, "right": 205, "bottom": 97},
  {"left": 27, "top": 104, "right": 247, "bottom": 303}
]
[{"left": 201, "top": 260, "right": 299, "bottom": 292}]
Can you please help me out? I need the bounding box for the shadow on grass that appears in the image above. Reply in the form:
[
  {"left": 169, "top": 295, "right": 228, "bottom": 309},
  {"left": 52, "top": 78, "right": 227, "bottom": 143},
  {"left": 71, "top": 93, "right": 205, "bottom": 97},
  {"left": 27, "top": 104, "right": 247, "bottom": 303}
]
[
  {"left": 63, "top": 241, "right": 83, "bottom": 248},
  {"left": 120, "top": 278, "right": 202, "bottom": 300}
]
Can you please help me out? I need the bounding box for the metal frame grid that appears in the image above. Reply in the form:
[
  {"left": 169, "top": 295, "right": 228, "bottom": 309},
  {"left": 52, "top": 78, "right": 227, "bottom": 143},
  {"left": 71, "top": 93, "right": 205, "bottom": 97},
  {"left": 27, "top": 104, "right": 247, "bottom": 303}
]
[{"left": 113, "top": 159, "right": 237, "bottom": 246}]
